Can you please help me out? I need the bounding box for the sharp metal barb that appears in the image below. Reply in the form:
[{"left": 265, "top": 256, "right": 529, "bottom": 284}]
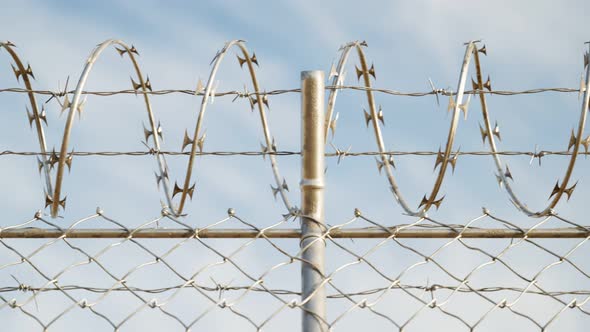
[
  {"left": 478, "top": 45, "right": 487, "bottom": 55},
  {"left": 209, "top": 80, "right": 219, "bottom": 104},
  {"left": 186, "top": 183, "right": 196, "bottom": 199},
  {"left": 260, "top": 143, "right": 268, "bottom": 160},
  {"left": 368, "top": 63, "right": 376, "bottom": 79},
  {"left": 48, "top": 148, "right": 59, "bottom": 170},
  {"left": 434, "top": 147, "right": 444, "bottom": 171},
  {"left": 447, "top": 96, "right": 455, "bottom": 113},
  {"left": 131, "top": 77, "right": 141, "bottom": 91},
  {"left": 156, "top": 121, "right": 163, "bottom": 140},
  {"left": 329, "top": 62, "right": 338, "bottom": 79},
  {"left": 39, "top": 104, "right": 47, "bottom": 125},
  {"left": 483, "top": 75, "right": 492, "bottom": 91},
  {"left": 377, "top": 105, "right": 384, "bottom": 125},
  {"left": 529, "top": 144, "right": 544, "bottom": 166},
  {"left": 568, "top": 129, "right": 577, "bottom": 151},
  {"left": 549, "top": 181, "right": 561, "bottom": 199},
  {"left": 271, "top": 185, "right": 279, "bottom": 199},
  {"left": 155, "top": 171, "right": 163, "bottom": 188},
  {"left": 237, "top": 55, "right": 247, "bottom": 68},
  {"left": 564, "top": 181, "right": 578, "bottom": 200},
  {"left": 459, "top": 94, "right": 471, "bottom": 120},
  {"left": 418, "top": 194, "right": 445, "bottom": 210},
  {"left": 504, "top": 165, "right": 513, "bottom": 181},
  {"left": 25, "top": 63, "right": 34, "bottom": 80},
  {"left": 418, "top": 195, "right": 428, "bottom": 208},
  {"left": 387, "top": 155, "right": 396, "bottom": 169},
  {"left": 172, "top": 182, "right": 183, "bottom": 198},
  {"left": 355, "top": 63, "right": 376, "bottom": 80},
  {"left": 237, "top": 53, "right": 258, "bottom": 68},
  {"left": 143, "top": 123, "right": 153, "bottom": 142},
  {"left": 329, "top": 112, "right": 339, "bottom": 138},
  {"left": 65, "top": 151, "right": 73, "bottom": 172},
  {"left": 548, "top": 180, "right": 577, "bottom": 201},
  {"left": 37, "top": 157, "right": 44, "bottom": 174},
  {"left": 492, "top": 121, "right": 501, "bottom": 140},
  {"left": 363, "top": 108, "right": 372, "bottom": 127},
  {"left": 582, "top": 136, "right": 590, "bottom": 154},
  {"left": 59, "top": 94, "right": 71, "bottom": 115},
  {"left": 248, "top": 94, "right": 255, "bottom": 111},
  {"left": 331, "top": 143, "right": 351, "bottom": 164},
  {"left": 355, "top": 65, "right": 363, "bottom": 81},
  {"left": 495, "top": 173, "right": 504, "bottom": 188},
  {"left": 428, "top": 78, "right": 440, "bottom": 107},
  {"left": 252, "top": 94, "right": 269, "bottom": 109},
  {"left": 195, "top": 79, "right": 204, "bottom": 95},
  {"left": 145, "top": 76, "right": 152, "bottom": 91},
  {"left": 478, "top": 123, "right": 488, "bottom": 144},
  {"left": 181, "top": 129, "right": 194, "bottom": 152},
  {"left": 197, "top": 132, "right": 206, "bottom": 153},
  {"left": 44, "top": 193, "right": 52, "bottom": 208},
  {"left": 449, "top": 148, "right": 460, "bottom": 174},
  {"left": 115, "top": 47, "right": 126, "bottom": 57},
  {"left": 26, "top": 106, "right": 35, "bottom": 127},
  {"left": 10, "top": 63, "right": 21, "bottom": 82},
  {"left": 44, "top": 194, "right": 66, "bottom": 210},
  {"left": 471, "top": 77, "right": 479, "bottom": 91},
  {"left": 76, "top": 96, "right": 87, "bottom": 118},
  {"left": 376, "top": 158, "right": 384, "bottom": 174},
  {"left": 432, "top": 196, "right": 445, "bottom": 209}
]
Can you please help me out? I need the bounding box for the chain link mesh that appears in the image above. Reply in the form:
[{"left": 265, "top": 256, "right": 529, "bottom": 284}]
[{"left": 1, "top": 209, "right": 589, "bottom": 330}]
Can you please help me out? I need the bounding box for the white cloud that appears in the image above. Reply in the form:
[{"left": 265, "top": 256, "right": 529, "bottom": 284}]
[{"left": 2, "top": 0, "right": 590, "bottom": 330}]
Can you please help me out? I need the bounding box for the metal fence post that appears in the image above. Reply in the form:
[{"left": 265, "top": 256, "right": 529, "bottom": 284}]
[{"left": 300, "top": 70, "right": 327, "bottom": 332}]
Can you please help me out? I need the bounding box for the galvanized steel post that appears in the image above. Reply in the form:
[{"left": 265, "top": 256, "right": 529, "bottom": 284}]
[{"left": 300, "top": 70, "right": 327, "bottom": 332}]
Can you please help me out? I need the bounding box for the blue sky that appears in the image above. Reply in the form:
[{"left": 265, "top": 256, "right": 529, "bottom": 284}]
[{"left": 1, "top": 0, "right": 590, "bottom": 331}]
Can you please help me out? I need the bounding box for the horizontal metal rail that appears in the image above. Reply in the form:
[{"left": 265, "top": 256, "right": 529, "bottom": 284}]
[{"left": 1, "top": 228, "right": 588, "bottom": 239}]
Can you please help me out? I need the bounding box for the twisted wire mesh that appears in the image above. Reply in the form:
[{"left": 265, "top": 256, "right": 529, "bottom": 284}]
[
  {"left": 320, "top": 211, "right": 590, "bottom": 331},
  {"left": 2, "top": 209, "right": 590, "bottom": 331},
  {"left": 1, "top": 210, "right": 304, "bottom": 331}
]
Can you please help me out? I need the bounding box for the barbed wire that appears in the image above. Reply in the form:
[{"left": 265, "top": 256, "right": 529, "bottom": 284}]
[
  {"left": 2, "top": 39, "right": 589, "bottom": 220},
  {"left": 3, "top": 282, "right": 589, "bottom": 298},
  {"left": 0, "top": 86, "right": 581, "bottom": 99},
  {"left": 1, "top": 150, "right": 588, "bottom": 157}
]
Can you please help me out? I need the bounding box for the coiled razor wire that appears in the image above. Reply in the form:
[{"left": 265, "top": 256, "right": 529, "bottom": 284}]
[
  {"left": 2, "top": 40, "right": 589, "bottom": 218},
  {"left": 2, "top": 39, "right": 590, "bottom": 331}
]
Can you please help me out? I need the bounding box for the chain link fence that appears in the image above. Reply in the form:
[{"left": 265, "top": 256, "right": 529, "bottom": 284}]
[
  {"left": 2, "top": 209, "right": 590, "bottom": 330},
  {"left": 1, "top": 39, "right": 590, "bottom": 331}
]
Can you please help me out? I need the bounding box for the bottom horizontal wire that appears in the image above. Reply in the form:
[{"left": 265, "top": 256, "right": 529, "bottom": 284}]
[{"left": 1, "top": 227, "right": 588, "bottom": 238}]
